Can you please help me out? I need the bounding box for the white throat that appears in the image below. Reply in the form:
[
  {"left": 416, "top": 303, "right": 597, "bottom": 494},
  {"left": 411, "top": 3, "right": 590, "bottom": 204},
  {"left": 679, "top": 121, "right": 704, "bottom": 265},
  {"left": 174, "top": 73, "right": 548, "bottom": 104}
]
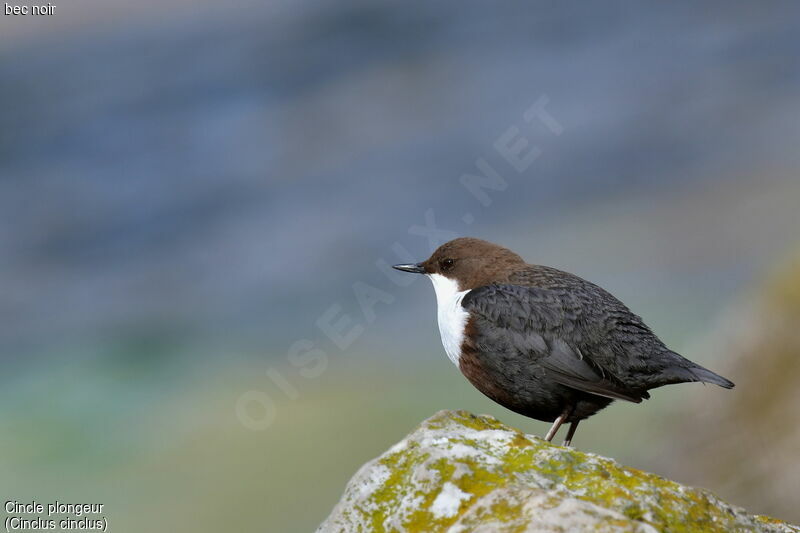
[{"left": 427, "top": 274, "right": 470, "bottom": 366}]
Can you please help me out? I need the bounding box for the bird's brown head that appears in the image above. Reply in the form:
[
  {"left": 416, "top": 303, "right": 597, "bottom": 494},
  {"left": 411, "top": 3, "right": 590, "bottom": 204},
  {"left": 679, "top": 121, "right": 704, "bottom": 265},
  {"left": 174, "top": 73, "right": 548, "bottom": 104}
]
[{"left": 393, "top": 237, "right": 525, "bottom": 290}]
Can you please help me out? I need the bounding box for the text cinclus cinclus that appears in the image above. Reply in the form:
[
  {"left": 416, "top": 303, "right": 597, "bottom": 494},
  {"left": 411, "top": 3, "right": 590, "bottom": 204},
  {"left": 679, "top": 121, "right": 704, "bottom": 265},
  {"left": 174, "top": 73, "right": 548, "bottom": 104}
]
[{"left": 393, "top": 237, "right": 734, "bottom": 446}]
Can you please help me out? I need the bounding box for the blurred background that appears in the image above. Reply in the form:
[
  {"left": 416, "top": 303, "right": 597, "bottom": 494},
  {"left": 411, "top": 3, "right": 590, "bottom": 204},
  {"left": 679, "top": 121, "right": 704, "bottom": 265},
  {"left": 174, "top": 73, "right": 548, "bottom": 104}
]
[{"left": 2, "top": 1, "right": 799, "bottom": 531}]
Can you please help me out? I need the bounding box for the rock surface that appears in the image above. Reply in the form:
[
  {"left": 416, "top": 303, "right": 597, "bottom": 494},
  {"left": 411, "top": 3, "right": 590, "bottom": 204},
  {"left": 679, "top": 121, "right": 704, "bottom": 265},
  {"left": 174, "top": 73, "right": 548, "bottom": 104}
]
[{"left": 318, "top": 410, "right": 798, "bottom": 533}]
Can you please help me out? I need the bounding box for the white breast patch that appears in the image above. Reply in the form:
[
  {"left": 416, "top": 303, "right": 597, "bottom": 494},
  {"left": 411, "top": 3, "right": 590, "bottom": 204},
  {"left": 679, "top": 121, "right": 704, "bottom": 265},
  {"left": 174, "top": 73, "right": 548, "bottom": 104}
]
[{"left": 427, "top": 274, "right": 471, "bottom": 366}]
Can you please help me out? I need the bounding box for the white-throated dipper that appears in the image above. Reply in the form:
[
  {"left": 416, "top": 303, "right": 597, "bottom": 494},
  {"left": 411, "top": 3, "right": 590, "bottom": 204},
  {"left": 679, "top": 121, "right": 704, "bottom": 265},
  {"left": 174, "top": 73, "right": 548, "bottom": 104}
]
[{"left": 393, "top": 237, "right": 734, "bottom": 446}]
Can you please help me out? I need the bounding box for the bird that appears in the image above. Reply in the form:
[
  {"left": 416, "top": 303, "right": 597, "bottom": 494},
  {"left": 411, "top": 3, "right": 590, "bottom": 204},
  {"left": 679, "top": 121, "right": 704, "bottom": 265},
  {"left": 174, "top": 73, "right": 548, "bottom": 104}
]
[{"left": 393, "top": 237, "right": 734, "bottom": 446}]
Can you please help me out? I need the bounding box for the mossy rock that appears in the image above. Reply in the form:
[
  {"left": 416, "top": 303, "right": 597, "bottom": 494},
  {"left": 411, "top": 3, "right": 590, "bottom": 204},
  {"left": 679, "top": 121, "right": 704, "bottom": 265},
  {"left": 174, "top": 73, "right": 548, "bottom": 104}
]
[{"left": 318, "top": 410, "right": 798, "bottom": 532}]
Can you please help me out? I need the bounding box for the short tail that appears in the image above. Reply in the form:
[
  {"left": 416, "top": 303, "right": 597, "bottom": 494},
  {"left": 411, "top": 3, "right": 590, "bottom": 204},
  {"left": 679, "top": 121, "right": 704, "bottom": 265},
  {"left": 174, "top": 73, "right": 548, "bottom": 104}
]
[{"left": 660, "top": 351, "right": 735, "bottom": 389}]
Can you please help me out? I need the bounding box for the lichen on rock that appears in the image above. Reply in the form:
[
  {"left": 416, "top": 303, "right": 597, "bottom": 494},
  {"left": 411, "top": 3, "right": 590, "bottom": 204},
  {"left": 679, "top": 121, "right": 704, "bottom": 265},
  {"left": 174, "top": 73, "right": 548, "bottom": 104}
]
[{"left": 318, "top": 410, "right": 799, "bottom": 532}]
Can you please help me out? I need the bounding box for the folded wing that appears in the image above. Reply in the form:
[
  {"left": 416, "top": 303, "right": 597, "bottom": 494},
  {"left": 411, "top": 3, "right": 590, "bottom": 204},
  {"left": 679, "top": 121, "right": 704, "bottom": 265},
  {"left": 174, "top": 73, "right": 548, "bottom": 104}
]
[{"left": 461, "top": 284, "right": 649, "bottom": 403}]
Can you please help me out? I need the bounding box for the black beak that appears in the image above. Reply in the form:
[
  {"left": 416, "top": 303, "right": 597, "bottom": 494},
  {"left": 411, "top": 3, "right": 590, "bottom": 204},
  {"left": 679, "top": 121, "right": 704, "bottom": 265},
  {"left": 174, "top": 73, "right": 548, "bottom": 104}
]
[{"left": 392, "top": 263, "right": 426, "bottom": 274}]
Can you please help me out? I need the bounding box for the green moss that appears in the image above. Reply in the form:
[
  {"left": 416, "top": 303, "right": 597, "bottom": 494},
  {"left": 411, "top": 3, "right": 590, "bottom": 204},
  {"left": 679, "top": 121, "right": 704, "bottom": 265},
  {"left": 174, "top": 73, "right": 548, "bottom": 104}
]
[
  {"left": 488, "top": 497, "right": 524, "bottom": 524},
  {"left": 427, "top": 410, "right": 507, "bottom": 432},
  {"left": 509, "top": 432, "right": 532, "bottom": 448},
  {"left": 323, "top": 411, "right": 798, "bottom": 533}
]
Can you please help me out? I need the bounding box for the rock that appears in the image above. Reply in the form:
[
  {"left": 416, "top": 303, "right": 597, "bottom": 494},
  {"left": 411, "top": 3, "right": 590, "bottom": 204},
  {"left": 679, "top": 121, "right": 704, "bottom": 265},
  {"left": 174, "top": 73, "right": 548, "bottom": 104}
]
[{"left": 318, "top": 410, "right": 798, "bottom": 533}]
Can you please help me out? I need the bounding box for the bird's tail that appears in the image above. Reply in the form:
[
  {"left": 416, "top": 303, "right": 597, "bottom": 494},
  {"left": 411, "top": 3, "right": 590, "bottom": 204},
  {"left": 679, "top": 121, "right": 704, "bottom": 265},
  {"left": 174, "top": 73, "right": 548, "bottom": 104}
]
[
  {"left": 682, "top": 364, "right": 735, "bottom": 388},
  {"left": 660, "top": 351, "right": 735, "bottom": 389}
]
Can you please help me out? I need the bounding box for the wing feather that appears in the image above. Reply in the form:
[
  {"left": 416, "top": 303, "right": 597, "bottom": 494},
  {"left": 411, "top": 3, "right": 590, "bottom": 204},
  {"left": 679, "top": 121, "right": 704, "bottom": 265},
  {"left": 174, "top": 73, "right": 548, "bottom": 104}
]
[{"left": 462, "top": 284, "right": 648, "bottom": 403}]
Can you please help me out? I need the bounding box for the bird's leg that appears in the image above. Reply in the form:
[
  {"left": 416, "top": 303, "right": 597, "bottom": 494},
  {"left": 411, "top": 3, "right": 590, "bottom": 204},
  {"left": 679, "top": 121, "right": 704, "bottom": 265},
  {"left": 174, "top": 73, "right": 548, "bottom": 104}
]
[
  {"left": 563, "top": 420, "right": 580, "bottom": 447},
  {"left": 544, "top": 410, "right": 569, "bottom": 442}
]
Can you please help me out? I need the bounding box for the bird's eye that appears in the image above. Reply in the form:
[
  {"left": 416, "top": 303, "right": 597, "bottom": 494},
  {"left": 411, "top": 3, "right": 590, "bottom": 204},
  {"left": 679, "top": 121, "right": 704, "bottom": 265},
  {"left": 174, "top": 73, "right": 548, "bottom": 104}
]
[{"left": 440, "top": 258, "right": 454, "bottom": 271}]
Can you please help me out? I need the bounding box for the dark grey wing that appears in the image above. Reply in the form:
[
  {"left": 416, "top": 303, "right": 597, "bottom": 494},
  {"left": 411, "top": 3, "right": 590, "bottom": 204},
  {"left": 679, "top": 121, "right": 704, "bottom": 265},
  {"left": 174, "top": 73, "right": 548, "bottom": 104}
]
[{"left": 461, "top": 284, "right": 647, "bottom": 403}]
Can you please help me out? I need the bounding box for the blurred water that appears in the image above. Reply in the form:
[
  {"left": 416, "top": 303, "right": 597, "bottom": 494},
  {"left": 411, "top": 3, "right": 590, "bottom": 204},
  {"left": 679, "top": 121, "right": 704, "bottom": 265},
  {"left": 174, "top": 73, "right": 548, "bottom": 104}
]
[
  {"left": 2, "top": 0, "right": 799, "bottom": 359},
  {"left": 1, "top": 1, "right": 800, "bottom": 530}
]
